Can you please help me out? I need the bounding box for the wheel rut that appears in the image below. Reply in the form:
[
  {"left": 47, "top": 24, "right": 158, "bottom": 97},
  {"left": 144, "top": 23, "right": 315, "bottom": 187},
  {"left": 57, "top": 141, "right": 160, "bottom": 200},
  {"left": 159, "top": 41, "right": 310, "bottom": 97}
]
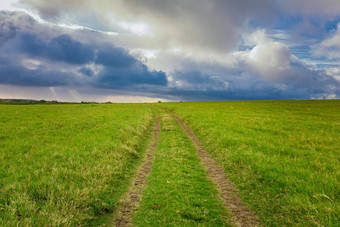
[
  {"left": 169, "top": 111, "right": 260, "bottom": 227},
  {"left": 113, "top": 116, "right": 161, "bottom": 227}
]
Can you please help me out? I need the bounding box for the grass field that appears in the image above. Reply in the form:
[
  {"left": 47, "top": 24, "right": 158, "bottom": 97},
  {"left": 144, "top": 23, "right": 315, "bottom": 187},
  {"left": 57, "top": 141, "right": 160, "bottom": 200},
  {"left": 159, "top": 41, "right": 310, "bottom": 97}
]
[
  {"left": 0, "top": 104, "right": 155, "bottom": 226},
  {"left": 163, "top": 100, "right": 340, "bottom": 226},
  {"left": 133, "top": 112, "right": 229, "bottom": 226},
  {"left": 0, "top": 100, "right": 339, "bottom": 226}
]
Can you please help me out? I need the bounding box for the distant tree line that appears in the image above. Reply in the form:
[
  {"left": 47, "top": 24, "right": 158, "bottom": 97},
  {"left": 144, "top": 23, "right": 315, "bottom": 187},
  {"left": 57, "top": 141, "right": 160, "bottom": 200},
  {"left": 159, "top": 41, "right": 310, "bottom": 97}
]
[{"left": 0, "top": 99, "right": 88, "bottom": 105}]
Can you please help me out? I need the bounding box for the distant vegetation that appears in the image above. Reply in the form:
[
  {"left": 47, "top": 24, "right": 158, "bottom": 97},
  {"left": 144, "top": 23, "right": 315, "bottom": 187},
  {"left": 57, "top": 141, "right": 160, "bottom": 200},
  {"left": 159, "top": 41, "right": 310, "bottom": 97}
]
[
  {"left": 0, "top": 99, "right": 102, "bottom": 104},
  {"left": 0, "top": 99, "right": 69, "bottom": 104}
]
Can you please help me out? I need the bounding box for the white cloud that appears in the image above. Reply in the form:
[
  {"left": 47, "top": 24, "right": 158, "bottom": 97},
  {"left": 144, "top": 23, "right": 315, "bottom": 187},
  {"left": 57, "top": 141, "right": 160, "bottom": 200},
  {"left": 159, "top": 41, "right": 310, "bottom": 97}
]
[
  {"left": 117, "top": 21, "right": 152, "bottom": 36},
  {"left": 311, "top": 23, "right": 340, "bottom": 82},
  {"left": 22, "top": 58, "right": 41, "bottom": 70},
  {"left": 325, "top": 67, "right": 340, "bottom": 81},
  {"left": 0, "top": 0, "right": 19, "bottom": 11},
  {"left": 239, "top": 30, "right": 294, "bottom": 82},
  {"left": 312, "top": 23, "right": 340, "bottom": 60}
]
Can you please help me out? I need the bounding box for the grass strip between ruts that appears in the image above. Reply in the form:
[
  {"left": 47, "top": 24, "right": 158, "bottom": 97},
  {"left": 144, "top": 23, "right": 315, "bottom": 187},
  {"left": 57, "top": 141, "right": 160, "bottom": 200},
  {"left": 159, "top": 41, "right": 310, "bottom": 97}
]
[{"left": 133, "top": 112, "right": 231, "bottom": 226}]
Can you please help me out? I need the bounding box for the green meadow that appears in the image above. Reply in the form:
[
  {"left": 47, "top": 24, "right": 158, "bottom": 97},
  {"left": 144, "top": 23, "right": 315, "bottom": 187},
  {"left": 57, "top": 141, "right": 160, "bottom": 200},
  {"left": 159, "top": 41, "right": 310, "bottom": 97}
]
[
  {"left": 133, "top": 112, "right": 229, "bottom": 226},
  {"left": 0, "top": 100, "right": 339, "bottom": 226},
  {"left": 0, "top": 104, "right": 155, "bottom": 226},
  {"left": 163, "top": 100, "right": 340, "bottom": 226}
]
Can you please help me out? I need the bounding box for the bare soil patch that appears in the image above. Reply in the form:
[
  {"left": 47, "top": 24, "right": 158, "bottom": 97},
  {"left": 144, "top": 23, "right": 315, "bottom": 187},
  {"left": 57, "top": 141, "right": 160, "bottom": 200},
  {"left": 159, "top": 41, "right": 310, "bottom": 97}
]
[
  {"left": 113, "top": 116, "right": 161, "bottom": 227},
  {"left": 170, "top": 112, "right": 260, "bottom": 227}
]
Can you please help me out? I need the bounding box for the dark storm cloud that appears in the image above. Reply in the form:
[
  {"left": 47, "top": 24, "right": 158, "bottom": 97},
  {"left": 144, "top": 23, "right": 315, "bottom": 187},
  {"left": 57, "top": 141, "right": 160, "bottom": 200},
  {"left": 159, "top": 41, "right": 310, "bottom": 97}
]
[
  {"left": 78, "top": 66, "right": 94, "bottom": 77},
  {"left": 0, "top": 63, "right": 73, "bottom": 86},
  {"left": 163, "top": 75, "right": 338, "bottom": 101},
  {"left": 95, "top": 46, "right": 136, "bottom": 67},
  {"left": 0, "top": 11, "right": 167, "bottom": 88},
  {"left": 164, "top": 51, "right": 339, "bottom": 101},
  {"left": 18, "top": 32, "right": 95, "bottom": 64},
  {"left": 97, "top": 64, "right": 167, "bottom": 87}
]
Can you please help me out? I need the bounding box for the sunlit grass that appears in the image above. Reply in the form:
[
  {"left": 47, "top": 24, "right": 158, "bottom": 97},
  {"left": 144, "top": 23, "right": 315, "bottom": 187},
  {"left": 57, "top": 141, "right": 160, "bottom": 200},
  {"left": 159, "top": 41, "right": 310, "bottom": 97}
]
[
  {"left": 133, "top": 112, "right": 230, "bottom": 226},
  {"left": 1, "top": 100, "right": 338, "bottom": 226},
  {"left": 0, "top": 104, "right": 154, "bottom": 226},
  {"left": 163, "top": 100, "right": 340, "bottom": 226}
]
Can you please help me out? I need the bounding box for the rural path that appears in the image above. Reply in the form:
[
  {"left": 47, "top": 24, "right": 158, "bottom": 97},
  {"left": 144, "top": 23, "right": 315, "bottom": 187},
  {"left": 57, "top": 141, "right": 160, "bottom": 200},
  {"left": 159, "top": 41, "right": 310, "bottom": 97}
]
[
  {"left": 113, "top": 109, "right": 259, "bottom": 226},
  {"left": 168, "top": 110, "right": 260, "bottom": 227},
  {"left": 113, "top": 116, "right": 161, "bottom": 227}
]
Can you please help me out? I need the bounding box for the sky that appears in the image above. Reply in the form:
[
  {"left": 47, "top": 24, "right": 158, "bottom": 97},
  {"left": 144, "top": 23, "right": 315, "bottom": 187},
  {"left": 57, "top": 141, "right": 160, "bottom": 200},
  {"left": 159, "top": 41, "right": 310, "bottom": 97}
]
[{"left": 0, "top": 0, "right": 340, "bottom": 102}]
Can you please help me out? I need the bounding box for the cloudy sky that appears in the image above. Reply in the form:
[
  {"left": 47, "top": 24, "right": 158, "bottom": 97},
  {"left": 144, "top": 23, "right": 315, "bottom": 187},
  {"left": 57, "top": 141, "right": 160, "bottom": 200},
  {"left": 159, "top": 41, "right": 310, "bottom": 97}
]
[{"left": 0, "top": 0, "right": 340, "bottom": 102}]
